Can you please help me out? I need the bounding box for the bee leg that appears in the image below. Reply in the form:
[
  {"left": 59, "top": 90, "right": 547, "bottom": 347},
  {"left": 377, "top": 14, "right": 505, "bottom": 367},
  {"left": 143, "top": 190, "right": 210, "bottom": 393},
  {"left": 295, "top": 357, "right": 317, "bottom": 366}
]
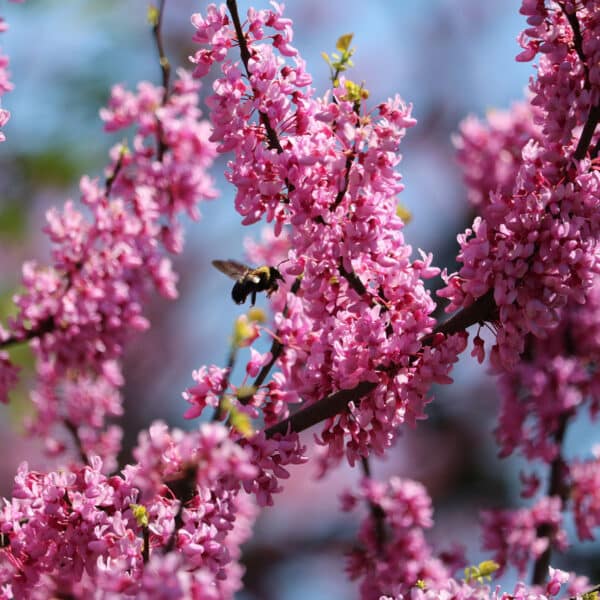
[{"left": 251, "top": 290, "right": 257, "bottom": 306}]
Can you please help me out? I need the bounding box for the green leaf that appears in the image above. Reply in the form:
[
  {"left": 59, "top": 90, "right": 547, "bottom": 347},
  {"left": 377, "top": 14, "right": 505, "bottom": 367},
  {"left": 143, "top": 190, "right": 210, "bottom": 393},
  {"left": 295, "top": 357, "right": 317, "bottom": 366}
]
[
  {"left": 336, "top": 33, "right": 354, "bottom": 53},
  {"left": 147, "top": 4, "right": 159, "bottom": 27},
  {"left": 130, "top": 504, "right": 149, "bottom": 527},
  {"left": 222, "top": 397, "right": 254, "bottom": 437},
  {"left": 464, "top": 560, "right": 500, "bottom": 584}
]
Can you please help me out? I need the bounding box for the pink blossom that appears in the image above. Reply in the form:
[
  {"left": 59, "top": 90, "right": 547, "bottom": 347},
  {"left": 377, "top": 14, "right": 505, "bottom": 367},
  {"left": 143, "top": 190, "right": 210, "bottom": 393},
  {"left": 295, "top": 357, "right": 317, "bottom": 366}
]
[
  {"left": 342, "top": 477, "right": 455, "bottom": 599},
  {"left": 441, "top": 2, "right": 600, "bottom": 371},
  {"left": 191, "top": 4, "right": 467, "bottom": 466},
  {"left": 481, "top": 496, "right": 566, "bottom": 577},
  {"left": 0, "top": 423, "right": 258, "bottom": 597},
  {"left": 3, "top": 70, "right": 217, "bottom": 455}
]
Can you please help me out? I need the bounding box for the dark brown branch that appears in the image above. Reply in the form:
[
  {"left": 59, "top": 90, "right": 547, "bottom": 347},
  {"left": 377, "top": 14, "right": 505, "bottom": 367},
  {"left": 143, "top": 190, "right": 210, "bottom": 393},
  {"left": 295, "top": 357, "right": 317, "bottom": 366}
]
[
  {"left": 264, "top": 290, "right": 497, "bottom": 438},
  {"left": 331, "top": 152, "right": 355, "bottom": 210},
  {"left": 421, "top": 289, "right": 496, "bottom": 344},
  {"left": 226, "top": 0, "right": 284, "bottom": 154},
  {"left": 559, "top": 3, "right": 586, "bottom": 67},
  {"left": 151, "top": 0, "right": 172, "bottom": 162},
  {"left": 63, "top": 419, "right": 90, "bottom": 466},
  {"left": 338, "top": 260, "right": 368, "bottom": 296},
  {"left": 105, "top": 150, "right": 125, "bottom": 197},
  {"left": 142, "top": 525, "right": 150, "bottom": 564},
  {"left": 152, "top": 0, "right": 171, "bottom": 100},
  {"left": 265, "top": 381, "right": 377, "bottom": 438},
  {"left": 211, "top": 346, "right": 237, "bottom": 423},
  {"left": 557, "top": 2, "right": 600, "bottom": 161},
  {"left": 531, "top": 414, "right": 570, "bottom": 585},
  {"left": 360, "top": 456, "right": 387, "bottom": 552},
  {"left": 163, "top": 465, "right": 197, "bottom": 553},
  {"left": 0, "top": 316, "right": 55, "bottom": 350},
  {"left": 574, "top": 104, "right": 600, "bottom": 161}
]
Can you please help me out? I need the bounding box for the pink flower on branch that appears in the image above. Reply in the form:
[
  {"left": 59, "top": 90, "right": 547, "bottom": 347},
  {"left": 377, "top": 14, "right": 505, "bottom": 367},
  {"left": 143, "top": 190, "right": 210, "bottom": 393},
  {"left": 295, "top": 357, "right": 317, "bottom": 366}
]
[
  {"left": 0, "top": 69, "right": 218, "bottom": 439},
  {"left": 441, "top": 1, "right": 600, "bottom": 371},
  {"left": 190, "top": 2, "right": 467, "bottom": 468},
  {"left": 0, "top": 423, "right": 258, "bottom": 598}
]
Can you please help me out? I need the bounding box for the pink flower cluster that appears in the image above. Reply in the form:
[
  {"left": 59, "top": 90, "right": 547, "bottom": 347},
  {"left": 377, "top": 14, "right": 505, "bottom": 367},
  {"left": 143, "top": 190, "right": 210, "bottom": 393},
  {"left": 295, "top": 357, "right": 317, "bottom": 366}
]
[
  {"left": 570, "top": 447, "right": 600, "bottom": 541},
  {"left": 453, "top": 100, "right": 542, "bottom": 211},
  {"left": 25, "top": 374, "right": 124, "bottom": 473},
  {"left": 190, "top": 2, "right": 467, "bottom": 467},
  {"left": 440, "top": 0, "right": 600, "bottom": 370},
  {"left": 0, "top": 423, "right": 258, "bottom": 599},
  {"left": 380, "top": 567, "right": 574, "bottom": 600},
  {"left": 341, "top": 479, "right": 579, "bottom": 599},
  {"left": 341, "top": 477, "right": 455, "bottom": 599},
  {"left": 182, "top": 364, "right": 308, "bottom": 507},
  {"left": 1, "top": 70, "right": 216, "bottom": 412},
  {"left": 455, "top": 21, "right": 600, "bottom": 566},
  {"left": 481, "top": 496, "right": 566, "bottom": 577},
  {"left": 495, "top": 278, "right": 600, "bottom": 463}
]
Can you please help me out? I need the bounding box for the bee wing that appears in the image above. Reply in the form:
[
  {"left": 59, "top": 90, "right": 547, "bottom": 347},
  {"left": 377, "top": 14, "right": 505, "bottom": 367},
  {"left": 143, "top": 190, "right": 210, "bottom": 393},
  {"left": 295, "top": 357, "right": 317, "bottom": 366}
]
[{"left": 212, "top": 259, "right": 250, "bottom": 281}]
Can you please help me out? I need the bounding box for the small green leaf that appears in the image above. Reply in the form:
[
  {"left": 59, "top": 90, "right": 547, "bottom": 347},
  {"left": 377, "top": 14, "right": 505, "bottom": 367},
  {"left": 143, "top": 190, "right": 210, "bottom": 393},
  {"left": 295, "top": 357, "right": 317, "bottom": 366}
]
[
  {"left": 232, "top": 315, "right": 257, "bottom": 349},
  {"left": 343, "top": 79, "right": 369, "bottom": 103},
  {"left": 336, "top": 33, "right": 354, "bottom": 53},
  {"left": 236, "top": 385, "right": 256, "bottom": 403},
  {"left": 147, "top": 4, "right": 159, "bottom": 27},
  {"left": 222, "top": 397, "right": 254, "bottom": 437},
  {"left": 396, "top": 203, "right": 412, "bottom": 224},
  {"left": 464, "top": 560, "right": 500, "bottom": 584},
  {"left": 130, "top": 504, "right": 149, "bottom": 527},
  {"left": 247, "top": 307, "right": 266, "bottom": 323}
]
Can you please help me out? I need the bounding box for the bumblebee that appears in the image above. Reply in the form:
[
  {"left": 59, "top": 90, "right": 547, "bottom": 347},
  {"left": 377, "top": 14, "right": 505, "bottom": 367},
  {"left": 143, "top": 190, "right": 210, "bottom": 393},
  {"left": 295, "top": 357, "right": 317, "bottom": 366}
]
[{"left": 212, "top": 259, "right": 284, "bottom": 305}]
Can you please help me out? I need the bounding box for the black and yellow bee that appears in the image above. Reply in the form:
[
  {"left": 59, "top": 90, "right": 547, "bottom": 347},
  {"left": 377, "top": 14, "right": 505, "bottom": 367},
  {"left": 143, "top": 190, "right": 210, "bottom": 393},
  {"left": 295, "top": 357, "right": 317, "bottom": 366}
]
[{"left": 212, "top": 259, "right": 284, "bottom": 305}]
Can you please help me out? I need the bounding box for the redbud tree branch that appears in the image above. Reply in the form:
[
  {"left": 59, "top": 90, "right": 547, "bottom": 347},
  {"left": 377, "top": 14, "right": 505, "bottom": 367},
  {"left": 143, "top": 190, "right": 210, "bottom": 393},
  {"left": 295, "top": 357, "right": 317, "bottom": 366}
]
[
  {"left": 265, "top": 289, "right": 496, "bottom": 438},
  {"left": 360, "top": 456, "right": 387, "bottom": 552},
  {"left": 152, "top": 0, "right": 172, "bottom": 161},
  {"left": 226, "top": 0, "right": 284, "bottom": 154},
  {"left": 557, "top": 2, "right": 600, "bottom": 160},
  {"left": 223, "top": 0, "right": 502, "bottom": 441},
  {"left": 531, "top": 413, "right": 570, "bottom": 585},
  {"left": 152, "top": 0, "right": 171, "bottom": 97},
  {"left": 528, "top": 6, "right": 597, "bottom": 582}
]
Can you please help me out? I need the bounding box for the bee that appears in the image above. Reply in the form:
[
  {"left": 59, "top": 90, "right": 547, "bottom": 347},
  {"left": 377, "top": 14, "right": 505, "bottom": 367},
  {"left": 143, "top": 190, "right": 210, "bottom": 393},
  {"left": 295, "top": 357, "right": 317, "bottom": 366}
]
[{"left": 212, "top": 259, "right": 284, "bottom": 305}]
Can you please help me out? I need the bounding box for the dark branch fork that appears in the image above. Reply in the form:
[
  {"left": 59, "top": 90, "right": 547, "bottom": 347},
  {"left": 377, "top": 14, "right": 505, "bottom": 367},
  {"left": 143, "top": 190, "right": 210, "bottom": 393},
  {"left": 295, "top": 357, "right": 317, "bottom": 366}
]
[{"left": 557, "top": 1, "right": 600, "bottom": 160}]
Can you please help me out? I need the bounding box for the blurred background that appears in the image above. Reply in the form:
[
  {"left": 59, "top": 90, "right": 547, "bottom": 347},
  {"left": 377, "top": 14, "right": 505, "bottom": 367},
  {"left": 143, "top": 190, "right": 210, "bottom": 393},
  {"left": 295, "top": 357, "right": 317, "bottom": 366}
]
[{"left": 1, "top": 1, "right": 598, "bottom": 597}]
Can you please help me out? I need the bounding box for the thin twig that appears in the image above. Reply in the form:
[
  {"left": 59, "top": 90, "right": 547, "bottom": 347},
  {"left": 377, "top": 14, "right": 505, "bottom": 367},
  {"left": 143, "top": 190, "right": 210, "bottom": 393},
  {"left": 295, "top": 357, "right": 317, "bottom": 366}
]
[
  {"left": 360, "top": 456, "right": 387, "bottom": 552},
  {"left": 235, "top": 277, "right": 302, "bottom": 409},
  {"left": 63, "top": 418, "right": 90, "bottom": 466},
  {"left": 152, "top": 0, "right": 171, "bottom": 100},
  {"left": 163, "top": 465, "right": 197, "bottom": 554},
  {"left": 531, "top": 415, "right": 571, "bottom": 584},
  {"left": 557, "top": 2, "right": 599, "bottom": 161},
  {"left": 226, "top": 0, "right": 284, "bottom": 154},
  {"left": 151, "top": 0, "right": 172, "bottom": 161},
  {"left": 0, "top": 316, "right": 55, "bottom": 350},
  {"left": 105, "top": 150, "right": 125, "bottom": 197},
  {"left": 211, "top": 346, "right": 237, "bottom": 422}
]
